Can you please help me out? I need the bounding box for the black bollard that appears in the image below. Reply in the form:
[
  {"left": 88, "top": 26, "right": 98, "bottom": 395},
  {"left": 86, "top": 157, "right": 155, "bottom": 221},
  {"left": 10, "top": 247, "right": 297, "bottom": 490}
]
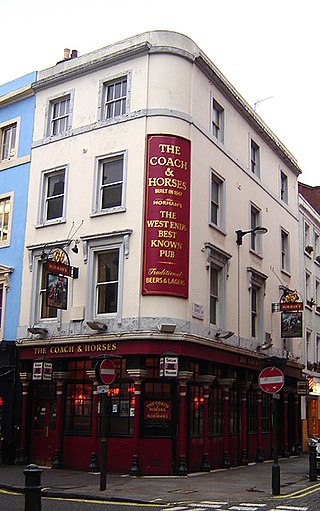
[
  {"left": 309, "top": 442, "right": 317, "bottom": 482},
  {"left": 23, "top": 464, "right": 43, "bottom": 511}
]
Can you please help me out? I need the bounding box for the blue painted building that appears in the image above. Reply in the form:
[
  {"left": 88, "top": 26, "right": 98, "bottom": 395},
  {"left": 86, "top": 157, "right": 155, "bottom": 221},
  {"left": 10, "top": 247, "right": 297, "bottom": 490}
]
[{"left": 0, "top": 72, "right": 36, "bottom": 462}]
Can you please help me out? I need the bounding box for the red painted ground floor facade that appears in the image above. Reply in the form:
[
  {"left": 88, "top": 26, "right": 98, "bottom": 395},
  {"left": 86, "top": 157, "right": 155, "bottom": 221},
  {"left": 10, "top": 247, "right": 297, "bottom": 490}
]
[{"left": 17, "top": 338, "right": 302, "bottom": 475}]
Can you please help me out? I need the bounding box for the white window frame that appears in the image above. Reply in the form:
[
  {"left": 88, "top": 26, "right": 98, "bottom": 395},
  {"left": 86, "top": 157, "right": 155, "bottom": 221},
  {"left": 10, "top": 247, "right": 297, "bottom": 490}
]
[
  {"left": 211, "top": 97, "right": 224, "bottom": 142},
  {"left": 28, "top": 248, "right": 61, "bottom": 327},
  {"left": 280, "top": 169, "right": 288, "bottom": 204},
  {"left": 305, "top": 270, "right": 312, "bottom": 305},
  {"left": 250, "top": 138, "right": 260, "bottom": 177},
  {"left": 0, "top": 192, "right": 14, "bottom": 248},
  {"left": 304, "top": 221, "right": 312, "bottom": 253},
  {"left": 247, "top": 268, "right": 267, "bottom": 340},
  {"left": 316, "top": 279, "right": 320, "bottom": 314},
  {"left": 45, "top": 91, "right": 73, "bottom": 137},
  {"left": 38, "top": 166, "right": 67, "bottom": 226},
  {"left": 250, "top": 203, "right": 262, "bottom": 254},
  {"left": 0, "top": 266, "right": 13, "bottom": 341},
  {"left": 280, "top": 228, "right": 290, "bottom": 274},
  {"left": 205, "top": 243, "right": 231, "bottom": 328},
  {"left": 102, "top": 75, "right": 128, "bottom": 120},
  {"left": 92, "top": 151, "right": 127, "bottom": 215},
  {"left": 84, "top": 232, "right": 131, "bottom": 321},
  {"left": 0, "top": 117, "right": 20, "bottom": 163},
  {"left": 209, "top": 170, "right": 225, "bottom": 231}
]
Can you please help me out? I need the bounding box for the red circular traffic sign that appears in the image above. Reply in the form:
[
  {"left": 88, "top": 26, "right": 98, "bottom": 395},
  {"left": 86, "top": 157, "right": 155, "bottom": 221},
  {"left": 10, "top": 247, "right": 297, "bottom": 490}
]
[
  {"left": 98, "top": 359, "right": 116, "bottom": 385},
  {"left": 258, "top": 366, "right": 284, "bottom": 394}
]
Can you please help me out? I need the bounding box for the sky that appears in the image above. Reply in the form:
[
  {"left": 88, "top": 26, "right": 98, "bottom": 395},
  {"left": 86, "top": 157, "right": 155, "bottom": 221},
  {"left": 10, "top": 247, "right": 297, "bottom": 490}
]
[{"left": 1, "top": 0, "right": 319, "bottom": 186}]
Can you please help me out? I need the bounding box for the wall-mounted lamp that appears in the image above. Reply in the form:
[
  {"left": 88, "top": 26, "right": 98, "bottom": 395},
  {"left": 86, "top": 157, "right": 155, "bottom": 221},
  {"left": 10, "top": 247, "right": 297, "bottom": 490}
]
[
  {"left": 236, "top": 226, "right": 268, "bottom": 245},
  {"left": 28, "top": 326, "right": 48, "bottom": 336},
  {"left": 40, "top": 250, "right": 48, "bottom": 260},
  {"left": 257, "top": 341, "right": 273, "bottom": 351},
  {"left": 86, "top": 321, "right": 107, "bottom": 332},
  {"left": 215, "top": 330, "right": 234, "bottom": 340},
  {"left": 158, "top": 323, "right": 177, "bottom": 334},
  {"left": 71, "top": 239, "right": 80, "bottom": 254}
]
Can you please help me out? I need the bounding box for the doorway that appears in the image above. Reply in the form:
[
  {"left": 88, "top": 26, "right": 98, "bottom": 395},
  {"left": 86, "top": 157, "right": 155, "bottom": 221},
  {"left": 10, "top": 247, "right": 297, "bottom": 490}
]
[{"left": 29, "top": 383, "right": 57, "bottom": 466}]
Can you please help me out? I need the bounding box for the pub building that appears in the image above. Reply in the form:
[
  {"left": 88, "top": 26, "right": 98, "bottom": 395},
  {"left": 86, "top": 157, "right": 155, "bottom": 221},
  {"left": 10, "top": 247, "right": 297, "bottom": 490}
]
[
  {"left": 17, "top": 337, "right": 302, "bottom": 475},
  {"left": 16, "top": 31, "right": 303, "bottom": 474}
]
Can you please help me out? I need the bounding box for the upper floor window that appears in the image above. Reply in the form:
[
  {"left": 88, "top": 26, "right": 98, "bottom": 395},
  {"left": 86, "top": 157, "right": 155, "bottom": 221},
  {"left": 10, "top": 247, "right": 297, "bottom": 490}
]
[
  {"left": 0, "top": 266, "right": 12, "bottom": 340},
  {"left": 209, "top": 263, "right": 219, "bottom": 325},
  {"left": 280, "top": 170, "right": 288, "bottom": 203},
  {"left": 281, "top": 228, "right": 290, "bottom": 273},
  {"left": 93, "top": 152, "right": 125, "bottom": 214},
  {"left": 84, "top": 231, "right": 131, "bottom": 321},
  {"left": 206, "top": 243, "right": 231, "bottom": 328},
  {"left": 250, "top": 204, "right": 262, "bottom": 253},
  {"left": 210, "top": 171, "right": 224, "bottom": 230},
  {"left": 316, "top": 279, "right": 320, "bottom": 313},
  {"left": 48, "top": 95, "right": 71, "bottom": 136},
  {"left": 39, "top": 259, "right": 58, "bottom": 321},
  {"left": 96, "top": 249, "right": 119, "bottom": 315},
  {"left": 248, "top": 268, "right": 267, "bottom": 339},
  {"left": 314, "top": 231, "right": 320, "bottom": 261},
  {"left": 305, "top": 271, "right": 312, "bottom": 304},
  {"left": 0, "top": 193, "right": 13, "bottom": 247},
  {"left": 211, "top": 98, "right": 224, "bottom": 142},
  {"left": 0, "top": 122, "right": 17, "bottom": 161},
  {"left": 39, "top": 167, "right": 66, "bottom": 224},
  {"left": 250, "top": 139, "right": 260, "bottom": 177},
  {"left": 104, "top": 77, "right": 127, "bottom": 119}
]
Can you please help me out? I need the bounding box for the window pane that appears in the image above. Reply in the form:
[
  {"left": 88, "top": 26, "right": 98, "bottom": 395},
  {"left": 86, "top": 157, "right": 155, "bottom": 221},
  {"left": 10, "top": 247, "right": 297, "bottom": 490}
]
[
  {"left": 46, "top": 172, "right": 65, "bottom": 220},
  {"left": 50, "top": 96, "right": 70, "bottom": 135},
  {"left": 1, "top": 124, "right": 16, "bottom": 160},
  {"left": 0, "top": 197, "right": 10, "bottom": 243},
  {"left": 40, "top": 263, "right": 57, "bottom": 319},
  {"left": 101, "top": 157, "right": 123, "bottom": 209},
  {"left": 96, "top": 250, "right": 119, "bottom": 314},
  {"left": 105, "top": 78, "right": 127, "bottom": 119}
]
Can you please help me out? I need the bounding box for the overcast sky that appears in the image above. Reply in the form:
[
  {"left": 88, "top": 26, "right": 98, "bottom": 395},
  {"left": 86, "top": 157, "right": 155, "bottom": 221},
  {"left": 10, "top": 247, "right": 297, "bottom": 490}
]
[{"left": 2, "top": 0, "right": 319, "bottom": 186}]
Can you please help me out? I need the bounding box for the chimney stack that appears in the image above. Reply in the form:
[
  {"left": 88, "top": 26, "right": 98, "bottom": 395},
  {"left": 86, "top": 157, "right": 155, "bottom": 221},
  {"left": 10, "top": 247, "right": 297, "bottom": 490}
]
[
  {"left": 63, "top": 48, "right": 70, "bottom": 60},
  {"left": 71, "top": 50, "right": 78, "bottom": 59}
]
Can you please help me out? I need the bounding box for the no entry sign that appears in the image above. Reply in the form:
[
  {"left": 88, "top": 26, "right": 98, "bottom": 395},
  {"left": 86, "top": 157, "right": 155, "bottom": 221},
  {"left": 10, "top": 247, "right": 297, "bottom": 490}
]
[
  {"left": 258, "top": 366, "right": 285, "bottom": 394},
  {"left": 97, "top": 359, "right": 116, "bottom": 385}
]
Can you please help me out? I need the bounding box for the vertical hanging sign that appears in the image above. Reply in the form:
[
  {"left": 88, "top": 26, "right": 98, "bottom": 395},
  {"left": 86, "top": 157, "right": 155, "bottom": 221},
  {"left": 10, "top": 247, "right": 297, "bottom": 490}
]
[{"left": 142, "top": 134, "right": 191, "bottom": 297}]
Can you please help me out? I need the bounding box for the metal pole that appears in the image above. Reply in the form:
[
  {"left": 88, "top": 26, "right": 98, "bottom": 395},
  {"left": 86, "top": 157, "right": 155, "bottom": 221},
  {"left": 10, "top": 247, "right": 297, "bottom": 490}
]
[
  {"left": 23, "top": 464, "right": 42, "bottom": 511},
  {"left": 272, "top": 395, "right": 280, "bottom": 495},
  {"left": 309, "top": 442, "right": 317, "bottom": 482},
  {"left": 100, "top": 392, "right": 107, "bottom": 491}
]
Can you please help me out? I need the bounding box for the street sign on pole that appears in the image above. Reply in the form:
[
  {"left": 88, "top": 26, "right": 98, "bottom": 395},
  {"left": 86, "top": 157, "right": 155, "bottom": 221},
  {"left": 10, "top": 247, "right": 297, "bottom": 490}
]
[
  {"left": 258, "top": 366, "right": 285, "bottom": 394},
  {"left": 97, "top": 358, "right": 116, "bottom": 385}
]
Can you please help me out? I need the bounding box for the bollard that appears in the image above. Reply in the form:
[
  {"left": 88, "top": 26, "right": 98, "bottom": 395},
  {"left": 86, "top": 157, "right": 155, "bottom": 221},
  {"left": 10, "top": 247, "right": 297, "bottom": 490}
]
[
  {"left": 23, "top": 464, "right": 43, "bottom": 511},
  {"left": 309, "top": 443, "right": 317, "bottom": 482}
]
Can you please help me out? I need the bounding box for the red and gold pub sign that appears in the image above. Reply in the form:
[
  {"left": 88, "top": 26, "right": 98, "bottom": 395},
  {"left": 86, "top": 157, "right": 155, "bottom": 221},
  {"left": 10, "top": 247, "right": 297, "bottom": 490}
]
[{"left": 142, "top": 134, "right": 191, "bottom": 298}]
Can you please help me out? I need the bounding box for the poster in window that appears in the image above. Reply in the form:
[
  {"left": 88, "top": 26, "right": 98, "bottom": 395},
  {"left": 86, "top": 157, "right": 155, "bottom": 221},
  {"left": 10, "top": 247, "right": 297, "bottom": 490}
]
[
  {"left": 46, "top": 273, "right": 68, "bottom": 310},
  {"left": 281, "top": 311, "right": 303, "bottom": 338},
  {"left": 120, "top": 400, "right": 129, "bottom": 417}
]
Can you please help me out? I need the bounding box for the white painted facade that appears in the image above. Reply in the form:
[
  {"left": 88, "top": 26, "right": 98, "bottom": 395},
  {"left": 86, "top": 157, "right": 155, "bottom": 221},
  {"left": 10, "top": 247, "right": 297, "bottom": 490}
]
[{"left": 18, "top": 30, "right": 302, "bottom": 363}]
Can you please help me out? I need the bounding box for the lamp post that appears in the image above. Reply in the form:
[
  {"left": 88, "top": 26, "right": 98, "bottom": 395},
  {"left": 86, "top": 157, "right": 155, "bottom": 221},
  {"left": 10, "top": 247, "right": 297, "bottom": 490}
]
[{"left": 236, "top": 226, "right": 268, "bottom": 338}]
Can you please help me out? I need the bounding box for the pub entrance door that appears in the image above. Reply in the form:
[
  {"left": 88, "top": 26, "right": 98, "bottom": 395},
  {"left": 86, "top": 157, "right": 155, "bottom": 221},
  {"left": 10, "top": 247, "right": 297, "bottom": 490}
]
[{"left": 29, "top": 383, "right": 57, "bottom": 466}]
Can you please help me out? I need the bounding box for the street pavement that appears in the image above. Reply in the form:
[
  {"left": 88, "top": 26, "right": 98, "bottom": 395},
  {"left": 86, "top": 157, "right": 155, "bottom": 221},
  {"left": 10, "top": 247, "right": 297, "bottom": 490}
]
[{"left": 0, "top": 454, "right": 316, "bottom": 504}]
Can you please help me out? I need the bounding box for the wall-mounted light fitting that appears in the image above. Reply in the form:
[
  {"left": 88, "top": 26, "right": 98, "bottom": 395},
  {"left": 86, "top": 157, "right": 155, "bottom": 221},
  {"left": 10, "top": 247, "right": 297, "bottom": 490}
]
[
  {"left": 236, "top": 226, "right": 268, "bottom": 245},
  {"left": 28, "top": 326, "right": 48, "bottom": 336},
  {"left": 158, "top": 323, "right": 177, "bottom": 334},
  {"left": 215, "top": 330, "right": 234, "bottom": 340},
  {"left": 71, "top": 239, "right": 79, "bottom": 254},
  {"left": 86, "top": 321, "right": 107, "bottom": 332}
]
